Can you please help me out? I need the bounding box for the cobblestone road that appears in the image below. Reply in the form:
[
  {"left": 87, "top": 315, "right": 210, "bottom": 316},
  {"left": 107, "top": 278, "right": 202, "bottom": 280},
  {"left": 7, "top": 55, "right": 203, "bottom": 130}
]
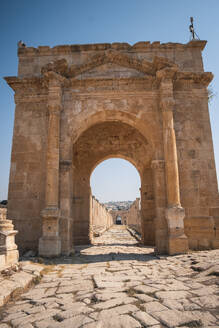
[{"left": 0, "top": 226, "right": 219, "bottom": 328}]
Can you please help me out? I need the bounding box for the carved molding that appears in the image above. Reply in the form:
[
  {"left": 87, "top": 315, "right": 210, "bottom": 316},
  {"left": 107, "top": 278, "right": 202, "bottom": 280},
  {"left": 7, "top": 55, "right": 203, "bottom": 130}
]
[
  {"left": 4, "top": 63, "right": 213, "bottom": 95},
  {"left": 41, "top": 50, "right": 178, "bottom": 79},
  {"left": 175, "top": 71, "right": 213, "bottom": 87}
]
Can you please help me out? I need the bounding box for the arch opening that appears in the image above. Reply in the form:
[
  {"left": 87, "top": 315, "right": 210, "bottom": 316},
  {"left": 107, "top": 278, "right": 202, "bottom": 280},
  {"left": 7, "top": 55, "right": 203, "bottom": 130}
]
[
  {"left": 72, "top": 120, "right": 156, "bottom": 246},
  {"left": 116, "top": 216, "right": 122, "bottom": 225},
  {"left": 90, "top": 158, "right": 141, "bottom": 235}
]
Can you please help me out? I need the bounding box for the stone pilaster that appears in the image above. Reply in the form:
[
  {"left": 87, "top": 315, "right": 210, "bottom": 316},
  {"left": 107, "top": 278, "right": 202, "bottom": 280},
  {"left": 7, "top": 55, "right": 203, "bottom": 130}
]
[
  {"left": 151, "top": 160, "right": 168, "bottom": 253},
  {"left": 158, "top": 69, "right": 188, "bottom": 255},
  {"left": 39, "top": 73, "right": 63, "bottom": 257},
  {"left": 59, "top": 160, "right": 74, "bottom": 255},
  {"left": 0, "top": 208, "right": 18, "bottom": 267}
]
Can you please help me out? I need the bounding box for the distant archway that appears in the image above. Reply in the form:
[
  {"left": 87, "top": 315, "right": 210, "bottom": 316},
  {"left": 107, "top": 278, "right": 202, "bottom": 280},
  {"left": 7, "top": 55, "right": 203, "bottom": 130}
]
[{"left": 116, "top": 216, "right": 122, "bottom": 225}]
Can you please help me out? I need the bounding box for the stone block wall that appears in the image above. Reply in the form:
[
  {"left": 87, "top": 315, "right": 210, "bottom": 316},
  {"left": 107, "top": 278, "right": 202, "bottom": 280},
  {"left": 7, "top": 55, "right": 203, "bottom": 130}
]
[
  {"left": 90, "top": 196, "right": 113, "bottom": 238},
  {"left": 126, "top": 198, "right": 141, "bottom": 234}
]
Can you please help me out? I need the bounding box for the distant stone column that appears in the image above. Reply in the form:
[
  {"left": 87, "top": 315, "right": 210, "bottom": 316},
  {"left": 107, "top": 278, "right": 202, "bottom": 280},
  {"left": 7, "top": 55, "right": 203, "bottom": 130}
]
[
  {"left": 39, "top": 72, "right": 63, "bottom": 257},
  {"left": 0, "top": 208, "right": 18, "bottom": 267},
  {"left": 157, "top": 69, "right": 188, "bottom": 255}
]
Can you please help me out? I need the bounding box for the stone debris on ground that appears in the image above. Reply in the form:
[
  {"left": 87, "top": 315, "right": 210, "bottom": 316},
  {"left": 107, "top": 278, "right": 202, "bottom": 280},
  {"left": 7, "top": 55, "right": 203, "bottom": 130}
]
[{"left": 0, "top": 225, "right": 218, "bottom": 328}]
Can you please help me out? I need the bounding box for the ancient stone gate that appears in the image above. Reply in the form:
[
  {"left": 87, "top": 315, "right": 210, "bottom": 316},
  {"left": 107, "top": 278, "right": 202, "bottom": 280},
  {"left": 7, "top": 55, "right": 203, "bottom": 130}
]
[{"left": 5, "top": 40, "right": 219, "bottom": 257}]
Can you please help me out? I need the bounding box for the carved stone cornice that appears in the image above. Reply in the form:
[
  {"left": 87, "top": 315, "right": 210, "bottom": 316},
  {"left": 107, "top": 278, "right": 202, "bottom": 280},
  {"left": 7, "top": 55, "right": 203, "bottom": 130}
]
[
  {"left": 17, "top": 40, "right": 207, "bottom": 57},
  {"left": 156, "top": 67, "right": 178, "bottom": 82},
  {"left": 4, "top": 76, "right": 44, "bottom": 92},
  {"left": 175, "top": 71, "right": 213, "bottom": 87},
  {"left": 5, "top": 61, "right": 213, "bottom": 97},
  {"left": 40, "top": 50, "right": 178, "bottom": 79}
]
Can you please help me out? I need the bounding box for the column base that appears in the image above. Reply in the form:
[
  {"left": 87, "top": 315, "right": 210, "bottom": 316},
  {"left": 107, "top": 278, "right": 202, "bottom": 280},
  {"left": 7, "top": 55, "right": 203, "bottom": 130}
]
[
  {"left": 168, "top": 234, "right": 189, "bottom": 255},
  {"left": 166, "top": 205, "right": 189, "bottom": 255},
  {"left": 39, "top": 236, "right": 61, "bottom": 257},
  {"left": 0, "top": 248, "right": 19, "bottom": 267},
  {"left": 212, "top": 239, "right": 219, "bottom": 249}
]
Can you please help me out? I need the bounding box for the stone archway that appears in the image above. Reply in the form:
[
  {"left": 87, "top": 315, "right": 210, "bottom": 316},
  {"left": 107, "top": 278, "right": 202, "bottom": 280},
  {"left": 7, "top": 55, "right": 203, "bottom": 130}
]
[
  {"left": 5, "top": 40, "right": 219, "bottom": 257},
  {"left": 116, "top": 216, "right": 122, "bottom": 225}
]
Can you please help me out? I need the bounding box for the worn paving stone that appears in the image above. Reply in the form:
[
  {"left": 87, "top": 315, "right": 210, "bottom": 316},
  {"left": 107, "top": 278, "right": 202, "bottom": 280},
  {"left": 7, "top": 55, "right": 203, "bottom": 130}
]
[
  {"left": 142, "top": 301, "right": 169, "bottom": 313},
  {"left": 185, "top": 310, "right": 218, "bottom": 326},
  {"left": 55, "top": 302, "right": 93, "bottom": 320},
  {"left": 93, "top": 297, "right": 136, "bottom": 310},
  {"left": 155, "top": 290, "right": 192, "bottom": 300},
  {"left": 134, "top": 285, "right": 157, "bottom": 294},
  {"left": 133, "top": 311, "right": 160, "bottom": 326},
  {"left": 161, "top": 299, "right": 184, "bottom": 311},
  {"left": 133, "top": 294, "right": 155, "bottom": 303},
  {"left": 48, "top": 315, "right": 93, "bottom": 328},
  {"left": 191, "top": 295, "right": 219, "bottom": 309},
  {"left": 34, "top": 319, "right": 58, "bottom": 328},
  {"left": 95, "top": 304, "right": 140, "bottom": 318},
  {"left": 152, "top": 309, "right": 202, "bottom": 328},
  {"left": 84, "top": 314, "right": 141, "bottom": 328},
  {"left": 94, "top": 292, "right": 127, "bottom": 301},
  {"left": 0, "top": 227, "right": 218, "bottom": 328}
]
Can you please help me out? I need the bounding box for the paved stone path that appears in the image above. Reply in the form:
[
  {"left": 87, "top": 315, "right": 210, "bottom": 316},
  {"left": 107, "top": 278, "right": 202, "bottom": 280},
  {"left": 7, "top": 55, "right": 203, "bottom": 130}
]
[{"left": 0, "top": 225, "right": 219, "bottom": 328}]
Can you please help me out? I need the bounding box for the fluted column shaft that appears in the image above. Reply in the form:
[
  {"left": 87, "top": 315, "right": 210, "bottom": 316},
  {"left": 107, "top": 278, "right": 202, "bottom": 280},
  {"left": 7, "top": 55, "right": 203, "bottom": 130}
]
[
  {"left": 160, "top": 78, "right": 181, "bottom": 207},
  {"left": 45, "top": 80, "right": 62, "bottom": 207}
]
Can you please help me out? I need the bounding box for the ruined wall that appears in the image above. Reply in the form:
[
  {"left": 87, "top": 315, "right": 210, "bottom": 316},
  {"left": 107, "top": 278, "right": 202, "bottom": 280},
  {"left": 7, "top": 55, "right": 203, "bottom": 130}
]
[
  {"left": 90, "top": 196, "right": 113, "bottom": 238},
  {"left": 126, "top": 198, "right": 141, "bottom": 234}
]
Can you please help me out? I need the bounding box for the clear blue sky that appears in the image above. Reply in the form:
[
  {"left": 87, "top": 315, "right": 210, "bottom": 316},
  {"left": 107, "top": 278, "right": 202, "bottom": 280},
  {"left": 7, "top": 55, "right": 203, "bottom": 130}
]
[{"left": 0, "top": 0, "right": 219, "bottom": 201}]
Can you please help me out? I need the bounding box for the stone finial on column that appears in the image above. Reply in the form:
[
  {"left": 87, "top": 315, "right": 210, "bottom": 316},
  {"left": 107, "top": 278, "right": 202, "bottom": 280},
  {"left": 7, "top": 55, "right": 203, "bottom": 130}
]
[{"left": 0, "top": 208, "right": 19, "bottom": 267}]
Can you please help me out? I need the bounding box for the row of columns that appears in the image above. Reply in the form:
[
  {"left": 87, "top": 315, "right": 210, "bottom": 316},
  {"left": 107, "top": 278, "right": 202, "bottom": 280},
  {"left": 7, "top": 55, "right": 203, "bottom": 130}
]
[{"left": 39, "top": 69, "right": 188, "bottom": 257}]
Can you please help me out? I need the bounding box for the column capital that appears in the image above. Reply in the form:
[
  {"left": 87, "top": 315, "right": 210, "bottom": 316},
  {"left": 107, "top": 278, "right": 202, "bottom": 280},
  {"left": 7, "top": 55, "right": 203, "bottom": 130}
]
[
  {"left": 47, "top": 75, "right": 63, "bottom": 114},
  {"left": 156, "top": 67, "right": 177, "bottom": 82},
  {"left": 44, "top": 71, "right": 66, "bottom": 87}
]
